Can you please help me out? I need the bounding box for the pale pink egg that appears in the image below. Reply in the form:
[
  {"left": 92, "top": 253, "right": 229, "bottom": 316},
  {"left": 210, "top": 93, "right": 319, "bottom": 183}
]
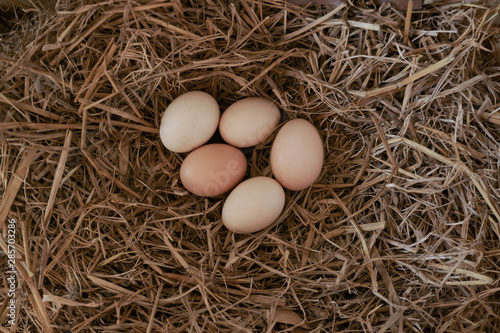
[{"left": 270, "top": 119, "right": 324, "bottom": 191}]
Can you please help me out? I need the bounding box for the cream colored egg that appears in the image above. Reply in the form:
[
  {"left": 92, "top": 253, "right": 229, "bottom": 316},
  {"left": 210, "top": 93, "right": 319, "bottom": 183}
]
[
  {"left": 159, "top": 91, "right": 219, "bottom": 153},
  {"left": 270, "top": 119, "right": 323, "bottom": 191},
  {"left": 219, "top": 97, "right": 280, "bottom": 148},
  {"left": 222, "top": 177, "right": 285, "bottom": 233}
]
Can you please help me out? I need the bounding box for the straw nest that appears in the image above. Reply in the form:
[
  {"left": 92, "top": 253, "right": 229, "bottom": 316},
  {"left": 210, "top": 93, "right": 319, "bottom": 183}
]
[{"left": 1, "top": 0, "right": 499, "bottom": 332}]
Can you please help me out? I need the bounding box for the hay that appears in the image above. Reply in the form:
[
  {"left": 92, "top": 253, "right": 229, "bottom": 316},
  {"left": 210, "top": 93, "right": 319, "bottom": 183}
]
[{"left": 1, "top": 0, "right": 499, "bottom": 331}]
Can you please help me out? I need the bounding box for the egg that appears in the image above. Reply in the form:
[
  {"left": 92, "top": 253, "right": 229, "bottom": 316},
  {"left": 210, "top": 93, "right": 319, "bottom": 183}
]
[
  {"left": 180, "top": 144, "right": 247, "bottom": 197},
  {"left": 222, "top": 177, "right": 285, "bottom": 233},
  {"left": 159, "top": 91, "right": 219, "bottom": 153},
  {"left": 219, "top": 97, "right": 280, "bottom": 148},
  {"left": 270, "top": 119, "right": 323, "bottom": 191}
]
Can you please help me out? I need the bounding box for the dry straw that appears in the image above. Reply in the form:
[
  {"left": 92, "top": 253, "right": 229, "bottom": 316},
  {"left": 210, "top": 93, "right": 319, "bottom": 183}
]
[{"left": 0, "top": 0, "right": 499, "bottom": 332}]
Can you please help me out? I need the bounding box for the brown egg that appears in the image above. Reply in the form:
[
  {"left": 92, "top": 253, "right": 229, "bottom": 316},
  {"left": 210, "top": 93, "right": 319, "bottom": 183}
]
[
  {"left": 270, "top": 119, "right": 324, "bottom": 191},
  {"left": 180, "top": 144, "right": 247, "bottom": 197}
]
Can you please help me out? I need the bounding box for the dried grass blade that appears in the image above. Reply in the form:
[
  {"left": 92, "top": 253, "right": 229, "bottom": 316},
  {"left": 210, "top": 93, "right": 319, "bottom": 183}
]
[
  {"left": 81, "top": 149, "right": 142, "bottom": 199},
  {"left": 70, "top": 303, "right": 116, "bottom": 333},
  {"left": 83, "top": 102, "right": 151, "bottom": 126},
  {"left": 345, "top": 221, "right": 386, "bottom": 234},
  {"left": 0, "top": 122, "right": 91, "bottom": 130},
  {"left": 50, "top": 13, "right": 116, "bottom": 67},
  {"left": 43, "top": 130, "right": 72, "bottom": 226},
  {"left": 378, "top": 309, "right": 404, "bottom": 333},
  {"left": 347, "top": 20, "right": 380, "bottom": 31},
  {"left": 146, "top": 283, "right": 163, "bottom": 333},
  {"left": 429, "top": 263, "right": 493, "bottom": 285},
  {"left": 87, "top": 274, "right": 149, "bottom": 301},
  {"left": 331, "top": 191, "right": 377, "bottom": 283},
  {"left": 480, "top": 110, "right": 500, "bottom": 125},
  {"left": 0, "top": 93, "right": 61, "bottom": 120},
  {"left": 0, "top": 238, "right": 53, "bottom": 333},
  {"left": 271, "top": 309, "right": 310, "bottom": 328},
  {"left": 404, "top": 0, "right": 414, "bottom": 46},
  {"left": 75, "top": 39, "right": 116, "bottom": 102},
  {"left": 362, "top": 55, "right": 455, "bottom": 98},
  {"left": 42, "top": 294, "right": 101, "bottom": 308},
  {"left": 239, "top": 49, "right": 295, "bottom": 91},
  {"left": 145, "top": 16, "right": 201, "bottom": 39},
  {"left": 283, "top": 4, "right": 345, "bottom": 40},
  {"left": 0, "top": 149, "right": 37, "bottom": 228},
  {"left": 43, "top": 210, "right": 87, "bottom": 275},
  {"left": 86, "top": 116, "right": 159, "bottom": 134}
]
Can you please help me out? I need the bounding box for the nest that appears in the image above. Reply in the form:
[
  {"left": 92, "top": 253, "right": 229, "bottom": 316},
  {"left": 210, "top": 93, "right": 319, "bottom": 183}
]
[{"left": 1, "top": 0, "right": 499, "bottom": 332}]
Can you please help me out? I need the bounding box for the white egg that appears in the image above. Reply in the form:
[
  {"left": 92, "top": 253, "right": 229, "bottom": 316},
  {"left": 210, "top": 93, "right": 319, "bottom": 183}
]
[
  {"left": 222, "top": 177, "right": 285, "bottom": 233},
  {"left": 159, "top": 91, "right": 219, "bottom": 153},
  {"left": 219, "top": 97, "right": 280, "bottom": 148}
]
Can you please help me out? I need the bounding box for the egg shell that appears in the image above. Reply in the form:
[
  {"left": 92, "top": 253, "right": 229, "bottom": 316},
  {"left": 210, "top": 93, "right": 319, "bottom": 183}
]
[
  {"left": 270, "top": 119, "right": 324, "bottom": 191},
  {"left": 219, "top": 97, "right": 280, "bottom": 148},
  {"left": 222, "top": 177, "right": 285, "bottom": 233},
  {"left": 180, "top": 144, "right": 247, "bottom": 197},
  {"left": 159, "top": 91, "right": 219, "bottom": 153}
]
